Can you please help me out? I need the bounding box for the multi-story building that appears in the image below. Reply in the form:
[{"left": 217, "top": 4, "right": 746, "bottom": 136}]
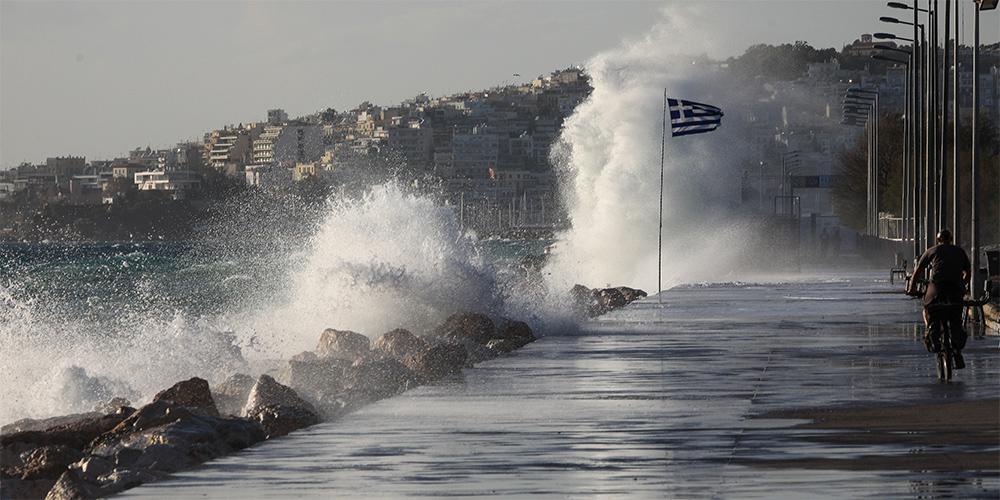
[
  {"left": 386, "top": 119, "right": 433, "bottom": 169},
  {"left": 250, "top": 124, "right": 323, "bottom": 168},
  {"left": 133, "top": 170, "right": 202, "bottom": 199},
  {"left": 443, "top": 126, "right": 498, "bottom": 180},
  {"left": 206, "top": 129, "right": 253, "bottom": 175}
]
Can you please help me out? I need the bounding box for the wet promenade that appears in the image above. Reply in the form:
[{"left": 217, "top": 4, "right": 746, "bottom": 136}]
[{"left": 126, "top": 273, "right": 999, "bottom": 498}]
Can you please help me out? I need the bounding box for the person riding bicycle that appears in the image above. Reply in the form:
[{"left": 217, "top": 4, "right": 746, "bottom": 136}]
[{"left": 906, "top": 229, "right": 971, "bottom": 367}]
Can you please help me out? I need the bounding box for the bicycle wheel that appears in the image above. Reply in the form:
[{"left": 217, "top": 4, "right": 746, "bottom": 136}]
[{"left": 936, "top": 352, "right": 953, "bottom": 381}]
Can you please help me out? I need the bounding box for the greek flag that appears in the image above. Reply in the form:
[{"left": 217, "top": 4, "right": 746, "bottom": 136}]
[{"left": 668, "top": 98, "right": 724, "bottom": 137}]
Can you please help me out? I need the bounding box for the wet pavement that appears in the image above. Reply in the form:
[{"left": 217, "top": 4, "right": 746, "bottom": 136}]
[{"left": 125, "top": 273, "right": 1000, "bottom": 498}]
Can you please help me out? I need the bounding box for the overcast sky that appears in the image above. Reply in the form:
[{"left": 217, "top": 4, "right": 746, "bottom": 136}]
[{"left": 2, "top": 0, "right": 998, "bottom": 168}]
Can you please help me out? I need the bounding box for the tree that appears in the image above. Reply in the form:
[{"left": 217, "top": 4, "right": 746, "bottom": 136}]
[
  {"left": 833, "top": 113, "right": 1000, "bottom": 246},
  {"left": 727, "top": 41, "right": 838, "bottom": 80}
]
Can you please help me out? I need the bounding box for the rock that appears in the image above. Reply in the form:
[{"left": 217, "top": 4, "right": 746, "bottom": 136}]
[
  {"left": 277, "top": 357, "right": 349, "bottom": 402},
  {"left": 92, "top": 398, "right": 132, "bottom": 415},
  {"left": 17, "top": 445, "right": 84, "bottom": 480},
  {"left": 242, "top": 375, "right": 318, "bottom": 438},
  {"left": 212, "top": 373, "right": 256, "bottom": 416},
  {"left": 290, "top": 351, "right": 318, "bottom": 363},
  {"left": 242, "top": 375, "right": 318, "bottom": 417},
  {"left": 316, "top": 329, "right": 370, "bottom": 362},
  {"left": 434, "top": 313, "right": 496, "bottom": 344},
  {"left": 2, "top": 412, "right": 103, "bottom": 435},
  {"left": 615, "top": 286, "right": 647, "bottom": 303},
  {"left": 69, "top": 456, "right": 113, "bottom": 483},
  {"left": 343, "top": 358, "right": 417, "bottom": 402},
  {"left": 491, "top": 319, "right": 536, "bottom": 352},
  {"left": 372, "top": 329, "right": 428, "bottom": 360},
  {"left": 595, "top": 287, "right": 628, "bottom": 311},
  {"left": 45, "top": 469, "right": 97, "bottom": 500},
  {"left": 403, "top": 343, "right": 467, "bottom": 380},
  {"left": 94, "top": 468, "right": 161, "bottom": 492},
  {"left": 152, "top": 377, "right": 220, "bottom": 417},
  {"left": 0, "top": 477, "right": 57, "bottom": 500},
  {"left": 1, "top": 407, "right": 134, "bottom": 452},
  {"left": 570, "top": 284, "right": 647, "bottom": 317},
  {"left": 96, "top": 401, "right": 193, "bottom": 446},
  {"left": 245, "top": 404, "right": 319, "bottom": 439}
]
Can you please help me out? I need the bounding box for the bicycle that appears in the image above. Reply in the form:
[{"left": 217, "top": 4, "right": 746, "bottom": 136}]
[{"left": 906, "top": 280, "right": 991, "bottom": 382}]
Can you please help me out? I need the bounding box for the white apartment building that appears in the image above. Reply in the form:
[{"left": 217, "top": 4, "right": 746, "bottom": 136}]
[
  {"left": 134, "top": 170, "right": 201, "bottom": 199},
  {"left": 251, "top": 124, "right": 323, "bottom": 168}
]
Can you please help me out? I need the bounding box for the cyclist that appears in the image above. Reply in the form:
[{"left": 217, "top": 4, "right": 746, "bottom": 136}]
[{"left": 906, "top": 229, "right": 971, "bottom": 368}]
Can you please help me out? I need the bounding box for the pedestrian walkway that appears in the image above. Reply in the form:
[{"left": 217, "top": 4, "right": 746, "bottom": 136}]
[{"left": 125, "top": 273, "right": 1000, "bottom": 498}]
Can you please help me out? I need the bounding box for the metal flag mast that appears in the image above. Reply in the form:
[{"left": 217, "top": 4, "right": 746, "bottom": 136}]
[
  {"left": 658, "top": 90, "right": 667, "bottom": 305},
  {"left": 657, "top": 92, "right": 724, "bottom": 303}
]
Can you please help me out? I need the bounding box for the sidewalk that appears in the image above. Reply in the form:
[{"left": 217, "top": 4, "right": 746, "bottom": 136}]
[{"left": 126, "top": 272, "right": 999, "bottom": 499}]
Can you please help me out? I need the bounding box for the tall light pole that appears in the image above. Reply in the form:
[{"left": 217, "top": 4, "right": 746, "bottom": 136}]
[
  {"left": 953, "top": 0, "right": 961, "bottom": 245},
  {"left": 873, "top": 52, "right": 912, "bottom": 243},
  {"left": 940, "top": 0, "right": 950, "bottom": 230},
  {"left": 969, "top": 0, "right": 997, "bottom": 299},
  {"left": 845, "top": 89, "right": 879, "bottom": 235},
  {"left": 875, "top": 24, "right": 927, "bottom": 252}
]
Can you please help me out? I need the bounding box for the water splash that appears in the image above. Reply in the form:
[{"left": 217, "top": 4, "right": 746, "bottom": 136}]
[{"left": 545, "top": 5, "right": 759, "bottom": 293}]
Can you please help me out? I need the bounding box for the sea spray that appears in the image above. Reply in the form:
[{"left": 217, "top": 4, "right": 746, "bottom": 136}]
[
  {"left": 545, "top": 4, "right": 762, "bottom": 293},
  {"left": 245, "top": 183, "right": 511, "bottom": 356},
  {"left": 0, "top": 184, "right": 555, "bottom": 424}
]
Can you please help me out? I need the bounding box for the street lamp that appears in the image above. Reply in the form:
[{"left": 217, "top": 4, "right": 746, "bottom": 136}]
[
  {"left": 874, "top": 32, "right": 914, "bottom": 42},
  {"left": 843, "top": 90, "right": 879, "bottom": 236},
  {"left": 970, "top": 0, "right": 998, "bottom": 300},
  {"left": 887, "top": 1, "right": 930, "bottom": 11},
  {"left": 872, "top": 52, "right": 913, "bottom": 241}
]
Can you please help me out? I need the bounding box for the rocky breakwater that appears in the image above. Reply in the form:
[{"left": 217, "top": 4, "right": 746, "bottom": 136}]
[
  {"left": 1, "top": 378, "right": 267, "bottom": 500},
  {"left": 1, "top": 311, "right": 538, "bottom": 499},
  {"left": 275, "top": 312, "right": 538, "bottom": 418},
  {"left": 570, "top": 284, "right": 648, "bottom": 317}
]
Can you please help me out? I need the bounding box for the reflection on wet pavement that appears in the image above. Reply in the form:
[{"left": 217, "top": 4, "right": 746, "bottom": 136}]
[{"left": 126, "top": 273, "right": 1000, "bottom": 498}]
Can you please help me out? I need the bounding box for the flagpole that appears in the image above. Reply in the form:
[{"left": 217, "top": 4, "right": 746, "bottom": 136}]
[{"left": 658, "top": 89, "right": 667, "bottom": 305}]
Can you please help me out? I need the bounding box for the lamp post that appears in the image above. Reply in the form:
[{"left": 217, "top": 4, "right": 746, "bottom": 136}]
[
  {"left": 875, "top": 29, "right": 929, "bottom": 248},
  {"left": 873, "top": 52, "right": 912, "bottom": 242},
  {"left": 970, "top": 0, "right": 998, "bottom": 299},
  {"left": 846, "top": 89, "right": 879, "bottom": 236}
]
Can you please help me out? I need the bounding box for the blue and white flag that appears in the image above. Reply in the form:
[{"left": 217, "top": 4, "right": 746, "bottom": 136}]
[{"left": 667, "top": 98, "right": 724, "bottom": 137}]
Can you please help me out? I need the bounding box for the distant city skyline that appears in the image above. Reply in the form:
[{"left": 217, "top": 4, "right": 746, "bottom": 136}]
[{"left": 2, "top": 0, "right": 998, "bottom": 168}]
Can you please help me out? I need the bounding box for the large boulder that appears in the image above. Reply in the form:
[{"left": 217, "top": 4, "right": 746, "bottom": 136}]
[
  {"left": 244, "top": 405, "right": 318, "bottom": 440},
  {"left": 316, "top": 329, "right": 370, "bottom": 362},
  {"left": 212, "top": 373, "right": 255, "bottom": 417},
  {"left": 403, "top": 343, "right": 467, "bottom": 381},
  {"left": 152, "top": 377, "right": 220, "bottom": 417},
  {"left": 1, "top": 407, "right": 135, "bottom": 454},
  {"left": 277, "top": 356, "right": 350, "bottom": 402},
  {"left": 242, "top": 375, "right": 318, "bottom": 438},
  {"left": 615, "top": 286, "right": 647, "bottom": 303},
  {"left": 570, "top": 284, "right": 647, "bottom": 317},
  {"left": 2, "top": 412, "right": 104, "bottom": 435},
  {"left": 490, "top": 319, "right": 536, "bottom": 353},
  {"left": 372, "top": 329, "right": 428, "bottom": 360},
  {"left": 434, "top": 312, "right": 496, "bottom": 344},
  {"left": 343, "top": 358, "right": 417, "bottom": 402},
  {"left": 16, "top": 445, "right": 84, "bottom": 481}
]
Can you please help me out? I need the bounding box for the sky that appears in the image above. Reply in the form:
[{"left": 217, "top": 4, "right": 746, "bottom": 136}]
[{"left": 2, "top": 0, "right": 998, "bottom": 168}]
